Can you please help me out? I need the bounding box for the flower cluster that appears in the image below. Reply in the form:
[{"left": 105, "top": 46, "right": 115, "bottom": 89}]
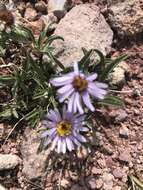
[
  {"left": 41, "top": 62, "right": 108, "bottom": 153},
  {"left": 51, "top": 62, "right": 108, "bottom": 114},
  {"left": 41, "top": 108, "right": 87, "bottom": 153}
]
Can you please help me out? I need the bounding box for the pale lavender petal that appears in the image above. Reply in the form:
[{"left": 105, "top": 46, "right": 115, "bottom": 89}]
[
  {"left": 88, "top": 83, "right": 107, "bottom": 99},
  {"left": 44, "top": 138, "right": 52, "bottom": 146},
  {"left": 82, "top": 91, "right": 95, "bottom": 112},
  {"left": 50, "top": 75, "right": 73, "bottom": 86},
  {"left": 88, "top": 88, "right": 107, "bottom": 99},
  {"left": 86, "top": 73, "right": 97, "bottom": 81},
  {"left": 73, "top": 93, "right": 79, "bottom": 113},
  {"left": 48, "top": 110, "right": 61, "bottom": 122},
  {"left": 62, "top": 139, "right": 66, "bottom": 154},
  {"left": 51, "top": 136, "right": 59, "bottom": 150},
  {"left": 59, "top": 88, "right": 74, "bottom": 102},
  {"left": 73, "top": 62, "right": 79, "bottom": 75},
  {"left": 76, "top": 133, "right": 86, "bottom": 143},
  {"left": 63, "top": 109, "right": 73, "bottom": 121},
  {"left": 71, "top": 136, "right": 81, "bottom": 146},
  {"left": 79, "top": 127, "right": 89, "bottom": 131},
  {"left": 42, "top": 131, "right": 50, "bottom": 138},
  {"left": 42, "top": 120, "right": 56, "bottom": 128},
  {"left": 68, "top": 93, "right": 75, "bottom": 113},
  {"left": 75, "top": 93, "right": 84, "bottom": 114},
  {"left": 57, "top": 137, "right": 62, "bottom": 153},
  {"left": 73, "top": 115, "right": 85, "bottom": 123},
  {"left": 95, "top": 82, "right": 108, "bottom": 89},
  {"left": 66, "top": 137, "right": 74, "bottom": 151},
  {"left": 57, "top": 84, "right": 73, "bottom": 94},
  {"left": 41, "top": 128, "right": 56, "bottom": 137}
]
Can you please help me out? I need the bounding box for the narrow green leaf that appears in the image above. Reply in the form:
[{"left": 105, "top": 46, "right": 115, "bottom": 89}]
[
  {"left": 38, "top": 28, "right": 48, "bottom": 47},
  {"left": 27, "top": 55, "right": 46, "bottom": 83},
  {"left": 93, "top": 49, "right": 105, "bottom": 66},
  {"left": 47, "top": 35, "right": 64, "bottom": 45},
  {"left": 100, "top": 55, "right": 128, "bottom": 81},
  {"left": 0, "top": 109, "right": 12, "bottom": 118},
  {"left": 46, "top": 51, "right": 65, "bottom": 70},
  {"left": 79, "top": 49, "right": 93, "bottom": 70},
  {"left": 129, "top": 175, "right": 143, "bottom": 189},
  {"left": 12, "top": 108, "right": 19, "bottom": 119},
  {"left": 0, "top": 75, "right": 15, "bottom": 82},
  {"left": 15, "top": 25, "right": 35, "bottom": 43},
  {"left": 98, "top": 95, "right": 124, "bottom": 107}
]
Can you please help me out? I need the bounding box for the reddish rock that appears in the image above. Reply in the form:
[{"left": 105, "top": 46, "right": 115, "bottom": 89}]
[
  {"left": 87, "top": 177, "right": 97, "bottom": 190},
  {"left": 112, "top": 168, "right": 124, "bottom": 179},
  {"left": 95, "top": 179, "right": 103, "bottom": 189},
  {"left": 24, "top": 7, "right": 38, "bottom": 21},
  {"left": 91, "top": 167, "right": 102, "bottom": 175},
  {"left": 119, "top": 151, "right": 131, "bottom": 163},
  {"left": 25, "top": 18, "right": 44, "bottom": 36},
  {"left": 35, "top": 1, "right": 47, "bottom": 14}
]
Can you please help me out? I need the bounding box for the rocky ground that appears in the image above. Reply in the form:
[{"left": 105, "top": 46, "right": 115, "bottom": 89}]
[{"left": 0, "top": 0, "right": 143, "bottom": 189}]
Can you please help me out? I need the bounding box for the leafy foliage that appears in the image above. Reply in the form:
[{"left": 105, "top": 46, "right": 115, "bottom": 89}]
[{"left": 0, "top": 25, "right": 127, "bottom": 127}]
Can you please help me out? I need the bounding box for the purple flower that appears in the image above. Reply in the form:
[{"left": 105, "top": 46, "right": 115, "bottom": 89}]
[
  {"left": 41, "top": 107, "right": 88, "bottom": 154},
  {"left": 51, "top": 62, "right": 108, "bottom": 114}
]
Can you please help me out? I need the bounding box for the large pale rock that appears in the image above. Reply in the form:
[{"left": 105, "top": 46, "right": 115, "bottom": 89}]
[
  {"left": 53, "top": 4, "right": 113, "bottom": 67},
  {"left": 21, "top": 128, "right": 50, "bottom": 180},
  {"left": 108, "top": 0, "right": 143, "bottom": 36},
  {"left": 0, "top": 154, "right": 21, "bottom": 171}
]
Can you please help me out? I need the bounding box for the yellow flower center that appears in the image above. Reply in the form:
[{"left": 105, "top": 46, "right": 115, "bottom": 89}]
[
  {"left": 57, "top": 120, "right": 72, "bottom": 136},
  {"left": 72, "top": 76, "right": 88, "bottom": 92}
]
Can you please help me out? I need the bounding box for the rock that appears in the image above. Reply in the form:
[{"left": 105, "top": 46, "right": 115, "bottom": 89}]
[
  {"left": 0, "top": 154, "right": 21, "bottom": 171},
  {"left": 109, "top": 68, "right": 125, "bottom": 86},
  {"left": 87, "top": 177, "right": 97, "bottom": 190},
  {"left": 119, "top": 150, "right": 131, "bottom": 163},
  {"left": 25, "top": 18, "right": 44, "bottom": 36},
  {"left": 114, "top": 186, "right": 121, "bottom": 190},
  {"left": 35, "top": 1, "right": 47, "bottom": 14},
  {"left": 112, "top": 168, "right": 124, "bottom": 179},
  {"left": 69, "top": 171, "right": 78, "bottom": 181},
  {"left": 108, "top": 0, "right": 143, "bottom": 37},
  {"left": 95, "top": 179, "right": 103, "bottom": 189},
  {"left": 60, "top": 178, "right": 71, "bottom": 188},
  {"left": 109, "top": 60, "right": 129, "bottom": 86},
  {"left": 92, "top": 167, "right": 102, "bottom": 175},
  {"left": 106, "top": 0, "right": 125, "bottom": 5},
  {"left": 70, "top": 184, "right": 83, "bottom": 190},
  {"left": 41, "top": 13, "right": 58, "bottom": 31},
  {"left": 24, "top": 7, "right": 38, "bottom": 21},
  {"left": 115, "top": 110, "right": 128, "bottom": 123},
  {"left": 53, "top": 4, "right": 113, "bottom": 67},
  {"left": 77, "top": 146, "right": 89, "bottom": 159},
  {"left": 48, "top": 0, "right": 72, "bottom": 19},
  {"left": 17, "top": 2, "right": 26, "bottom": 15},
  {"left": 102, "top": 173, "right": 114, "bottom": 190},
  {"left": 0, "top": 184, "right": 7, "bottom": 190},
  {"left": 21, "top": 128, "right": 51, "bottom": 180},
  {"left": 119, "top": 125, "right": 129, "bottom": 138}
]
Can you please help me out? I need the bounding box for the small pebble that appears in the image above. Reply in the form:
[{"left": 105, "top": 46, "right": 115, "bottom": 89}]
[
  {"left": 119, "top": 151, "right": 131, "bottom": 163},
  {"left": 119, "top": 126, "right": 129, "bottom": 138}
]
